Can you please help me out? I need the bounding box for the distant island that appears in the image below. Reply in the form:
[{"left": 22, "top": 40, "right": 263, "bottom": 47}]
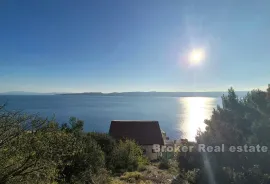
[
  {"left": 0, "top": 91, "right": 57, "bottom": 95},
  {"left": 59, "top": 91, "right": 248, "bottom": 97},
  {"left": 0, "top": 91, "right": 249, "bottom": 97}
]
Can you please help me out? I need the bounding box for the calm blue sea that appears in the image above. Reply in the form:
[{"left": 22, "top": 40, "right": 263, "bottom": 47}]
[{"left": 0, "top": 95, "right": 222, "bottom": 140}]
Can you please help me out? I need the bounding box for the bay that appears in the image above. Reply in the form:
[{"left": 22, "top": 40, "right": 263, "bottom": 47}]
[{"left": 0, "top": 95, "right": 222, "bottom": 141}]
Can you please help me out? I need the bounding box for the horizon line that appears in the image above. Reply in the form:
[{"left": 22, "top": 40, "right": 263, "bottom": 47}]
[{"left": 0, "top": 90, "right": 251, "bottom": 94}]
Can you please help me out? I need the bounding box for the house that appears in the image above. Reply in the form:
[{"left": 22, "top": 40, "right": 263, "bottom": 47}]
[{"left": 109, "top": 120, "right": 165, "bottom": 160}]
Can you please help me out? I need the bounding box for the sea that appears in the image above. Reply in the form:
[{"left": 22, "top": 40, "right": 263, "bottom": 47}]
[{"left": 0, "top": 95, "right": 222, "bottom": 141}]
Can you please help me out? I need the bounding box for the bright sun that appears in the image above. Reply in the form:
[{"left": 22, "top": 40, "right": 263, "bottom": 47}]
[{"left": 188, "top": 49, "right": 205, "bottom": 64}]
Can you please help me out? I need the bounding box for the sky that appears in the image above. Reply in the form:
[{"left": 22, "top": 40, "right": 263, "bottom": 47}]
[{"left": 0, "top": 0, "right": 270, "bottom": 93}]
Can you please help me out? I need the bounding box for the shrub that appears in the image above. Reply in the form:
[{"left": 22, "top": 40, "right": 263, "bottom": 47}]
[
  {"left": 0, "top": 108, "right": 106, "bottom": 184},
  {"left": 138, "top": 155, "right": 149, "bottom": 171},
  {"left": 87, "top": 132, "right": 116, "bottom": 167},
  {"left": 168, "top": 159, "right": 179, "bottom": 175},
  {"left": 137, "top": 181, "right": 152, "bottom": 184},
  {"left": 91, "top": 168, "right": 112, "bottom": 184},
  {"left": 109, "top": 179, "right": 125, "bottom": 184},
  {"left": 120, "top": 171, "right": 142, "bottom": 182},
  {"left": 138, "top": 165, "right": 147, "bottom": 171},
  {"left": 120, "top": 171, "right": 156, "bottom": 184},
  {"left": 55, "top": 133, "right": 105, "bottom": 183},
  {"left": 158, "top": 158, "right": 170, "bottom": 170},
  {"left": 172, "top": 169, "right": 200, "bottom": 184},
  {"left": 109, "top": 140, "right": 145, "bottom": 173},
  {"left": 0, "top": 110, "right": 61, "bottom": 184}
]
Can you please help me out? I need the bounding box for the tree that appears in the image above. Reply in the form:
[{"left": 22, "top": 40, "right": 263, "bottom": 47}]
[
  {"left": 87, "top": 132, "right": 116, "bottom": 168},
  {"left": 176, "top": 85, "right": 270, "bottom": 184},
  {"left": 50, "top": 117, "right": 106, "bottom": 184},
  {"left": 0, "top": 108, "right": 105, "bottom": 184},
  {"left": 109, "top": 140, "right": 145, "bottom": 174}
]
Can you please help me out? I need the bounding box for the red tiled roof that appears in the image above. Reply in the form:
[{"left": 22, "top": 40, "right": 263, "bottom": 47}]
[{"left": 109, "top": 120, "right": 164, "bottom": 145}]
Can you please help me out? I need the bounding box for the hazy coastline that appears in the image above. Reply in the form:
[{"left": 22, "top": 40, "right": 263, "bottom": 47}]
[{"left": 0, "top": 91, "right": 248, "bottom": 98}]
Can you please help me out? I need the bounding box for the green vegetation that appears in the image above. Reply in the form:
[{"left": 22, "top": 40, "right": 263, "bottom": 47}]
[
  {"left": 174, "top": 85, "right": 270, "bottom": 184},
  {"left": 120, "top": 171, "right": 142, "bottom": 182},
  {"left": 1, "top": 84, "right": 270, "bottom": 184},
  {"left": 158, "top": 158, "right": 170, "bottom": 170},
  {"left": 109, "top": 140, "right": 148, "bottom": 174},
  {"left": 87, "top": 132, "right": 116, "bottom": 168},
  {"left": 0, "top": 106, "right": 147, "bottom": 184}
]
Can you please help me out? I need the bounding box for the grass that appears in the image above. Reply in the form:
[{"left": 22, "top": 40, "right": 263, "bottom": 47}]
[
  {"left": 120, "top": 171, "right": 143, "bottom": 181},
  {"left": 110, "top": 159, "right": 177, "bottom": 184}
]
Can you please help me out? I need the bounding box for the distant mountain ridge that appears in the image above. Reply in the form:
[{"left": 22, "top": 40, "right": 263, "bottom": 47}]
[
  {"left": 60, "top": 91, "right": 248, "bottom": 97},
  {"left": 0, "top": 91, "right": 249, "bottom": 97},
  {"left": 0, "top": 91, "right": 55, "bottom": 95}
]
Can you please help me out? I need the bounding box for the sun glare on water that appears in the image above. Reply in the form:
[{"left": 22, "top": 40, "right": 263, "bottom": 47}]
[{"left": 178, "top": 97, "right": 214, "bottom": 141}]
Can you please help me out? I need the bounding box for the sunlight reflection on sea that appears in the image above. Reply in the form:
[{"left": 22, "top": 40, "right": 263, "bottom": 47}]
[{"left": 178, "top": 97, "right": 217, "bottom": 141}]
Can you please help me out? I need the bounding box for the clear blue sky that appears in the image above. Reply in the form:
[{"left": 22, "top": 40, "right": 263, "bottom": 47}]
[{"left": 1, "top": 0, "right": 269, "bottom": 93}]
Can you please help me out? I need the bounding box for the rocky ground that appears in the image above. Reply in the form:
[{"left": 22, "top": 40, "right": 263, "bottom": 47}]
[{"left": 111, "top": 163, "right": 179, "bottom": 184}]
